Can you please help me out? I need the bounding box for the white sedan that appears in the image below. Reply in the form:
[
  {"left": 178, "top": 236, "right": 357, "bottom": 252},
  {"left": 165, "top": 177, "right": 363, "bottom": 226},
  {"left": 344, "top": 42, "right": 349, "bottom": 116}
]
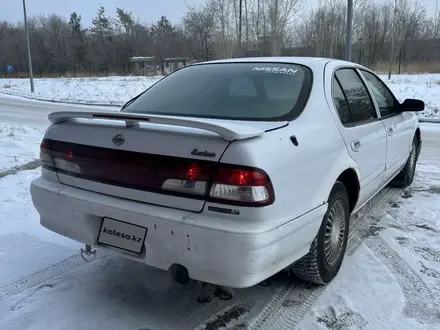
[{"left": 30, "top": 57, "right": 424, "bottom": 289}]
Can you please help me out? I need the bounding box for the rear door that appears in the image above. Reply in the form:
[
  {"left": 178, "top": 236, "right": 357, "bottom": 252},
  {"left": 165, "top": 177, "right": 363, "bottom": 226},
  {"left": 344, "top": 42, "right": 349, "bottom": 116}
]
[
  {"left": 329, "top": 68, "right": 387, "bottom": 207},
  {"left": 358, "top": 69, "right": 413, "bottom": 181}
]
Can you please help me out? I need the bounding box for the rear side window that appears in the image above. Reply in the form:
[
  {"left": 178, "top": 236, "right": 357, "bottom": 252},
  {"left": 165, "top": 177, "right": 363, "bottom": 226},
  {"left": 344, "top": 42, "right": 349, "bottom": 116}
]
[
  {"left": 123, "top": 63, "right": 313, "bottom": 121},
  {"left": 332, "top": 77, "right": 352, "bottom": 125},
  {"left": 335, "top": 69, "right": 377, "bottom": 124}
]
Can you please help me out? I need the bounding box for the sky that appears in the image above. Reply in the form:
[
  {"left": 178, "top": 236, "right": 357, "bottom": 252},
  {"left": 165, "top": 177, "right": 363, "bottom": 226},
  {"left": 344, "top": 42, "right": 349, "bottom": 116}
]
[
  {"left": 0, "top": 0, "right": 438, "bottom": 26},
  {"left": 1, "top": 0, "right": 205, "bottom": 26}
]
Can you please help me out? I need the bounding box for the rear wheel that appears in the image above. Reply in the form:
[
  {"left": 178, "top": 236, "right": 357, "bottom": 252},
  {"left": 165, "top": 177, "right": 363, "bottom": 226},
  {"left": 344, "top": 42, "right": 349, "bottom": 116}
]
[
  {"left": 391, "top": 138, "right": 418, "bottom": 188},
  {"left": 291, "top": 182, "right": 350, "bottom": 284}
]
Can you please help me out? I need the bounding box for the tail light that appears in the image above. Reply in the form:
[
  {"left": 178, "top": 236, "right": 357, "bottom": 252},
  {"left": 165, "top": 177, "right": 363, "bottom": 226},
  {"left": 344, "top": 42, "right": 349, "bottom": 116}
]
[
  {"left": 40, "top": 138, "right": 274, "bottom": 207},
  {"left": 162, "top": 165, "right": 274, "bottom": 206},
  {"left": 40, "top": 139, "right": 54, "bottom": 169},
  {"left": 209, "top": 167, "right": 274, "bottom": 206},
  {"left": 40, "top": 139, "right": 80, "bottom": 174},
  {"left": 161, "top": 163, "right": 210, "bottom": 196}
]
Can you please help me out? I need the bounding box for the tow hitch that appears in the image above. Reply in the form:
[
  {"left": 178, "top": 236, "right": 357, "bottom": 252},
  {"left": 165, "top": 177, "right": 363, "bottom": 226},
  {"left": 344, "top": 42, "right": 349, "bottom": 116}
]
[{"left": 80, "top": 244, "right": 97, "bottom": 262}]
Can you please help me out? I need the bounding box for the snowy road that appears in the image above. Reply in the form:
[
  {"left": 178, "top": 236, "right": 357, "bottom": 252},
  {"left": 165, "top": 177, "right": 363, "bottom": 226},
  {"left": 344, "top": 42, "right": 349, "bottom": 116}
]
[
  {"left": 0, "top": 95, "right": 117, "bottom": 172},
  {"left": 0, "top": 94, "right": 117, "bottom": 127},
  {"left": 0, "top": 96, "right": 439, "bottom": 329},
  {"left": 2, "top": 74, "right": 440, "bottom": 121}
]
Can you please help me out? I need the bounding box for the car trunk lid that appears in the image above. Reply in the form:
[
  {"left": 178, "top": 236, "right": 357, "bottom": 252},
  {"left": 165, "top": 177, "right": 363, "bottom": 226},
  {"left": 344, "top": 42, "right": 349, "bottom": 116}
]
[{"left": 41, "top": 111, "right": 286, "bottom": 212}]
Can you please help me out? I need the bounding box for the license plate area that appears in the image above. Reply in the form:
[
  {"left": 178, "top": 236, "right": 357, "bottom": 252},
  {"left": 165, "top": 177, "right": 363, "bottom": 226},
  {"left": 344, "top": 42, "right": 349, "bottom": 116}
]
[{"left": 97, "top": 217, "right": 147, "bottom": 254}]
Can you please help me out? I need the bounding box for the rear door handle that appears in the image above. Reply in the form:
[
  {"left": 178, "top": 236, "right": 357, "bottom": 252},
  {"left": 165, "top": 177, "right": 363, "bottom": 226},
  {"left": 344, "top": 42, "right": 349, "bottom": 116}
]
[
  {"left": 351, "top": 140, "right": 361, "bottom": 152},
  {"left": 387, "top": 127, "right": 394, "bottom": 136}
]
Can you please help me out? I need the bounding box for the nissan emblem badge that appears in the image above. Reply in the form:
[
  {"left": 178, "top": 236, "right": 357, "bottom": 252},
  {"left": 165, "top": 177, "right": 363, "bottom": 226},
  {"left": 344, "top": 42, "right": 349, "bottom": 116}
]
[{"left": 112, "top": 134, "right": 125, "bottom": 146}]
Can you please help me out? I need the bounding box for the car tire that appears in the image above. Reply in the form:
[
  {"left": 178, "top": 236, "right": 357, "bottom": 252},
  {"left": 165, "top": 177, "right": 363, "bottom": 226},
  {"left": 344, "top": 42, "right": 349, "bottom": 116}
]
[
  {"left": 290, "top": 181, "right": 350, "bottom": 285},
  {"left": 391, "top": 138, "right": 418, "bottom": 188}
]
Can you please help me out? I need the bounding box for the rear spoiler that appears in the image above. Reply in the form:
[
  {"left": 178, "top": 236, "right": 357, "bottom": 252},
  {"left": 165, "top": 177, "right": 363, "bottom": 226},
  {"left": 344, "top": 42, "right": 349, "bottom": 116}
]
[{"left": 48, "top": 111, "right": 264, "bottom": 141}]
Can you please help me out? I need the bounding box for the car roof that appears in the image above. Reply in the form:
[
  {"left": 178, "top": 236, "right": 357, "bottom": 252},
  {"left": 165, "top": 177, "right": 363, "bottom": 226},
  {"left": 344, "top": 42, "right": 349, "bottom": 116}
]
[{"left": 193, "top": 57, "right": 357, "bottom": 70}]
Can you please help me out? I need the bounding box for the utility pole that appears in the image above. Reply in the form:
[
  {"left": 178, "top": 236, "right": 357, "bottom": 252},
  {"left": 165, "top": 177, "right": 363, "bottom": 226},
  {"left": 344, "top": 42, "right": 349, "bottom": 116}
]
[
  {"left": 22, "top": 0, "right": 34, "bottom": 93},
  {"left": 388, "top": 0, "right": 398, "bottom": 79},
  {"left": 239, "top": 0, "right": 243, "bottom": 49},
  {"left": 345, "top": 0, "right": 353, "bottom": 61}
]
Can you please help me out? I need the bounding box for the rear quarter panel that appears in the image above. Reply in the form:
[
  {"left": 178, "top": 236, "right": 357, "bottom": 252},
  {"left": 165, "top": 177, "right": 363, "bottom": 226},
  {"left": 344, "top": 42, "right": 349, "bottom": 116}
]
[{"left": 215, "top": 63, "right": 359, "bottom": 230}]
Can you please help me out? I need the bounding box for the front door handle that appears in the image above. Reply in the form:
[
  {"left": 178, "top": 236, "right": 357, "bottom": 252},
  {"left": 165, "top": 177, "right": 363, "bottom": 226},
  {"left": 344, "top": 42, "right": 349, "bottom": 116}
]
[
  {"left": 351, "top": 140, "right": 361, "bottom": 152},
  {"left": 387, "top": 127, "right": 394, "bottom": 136}
]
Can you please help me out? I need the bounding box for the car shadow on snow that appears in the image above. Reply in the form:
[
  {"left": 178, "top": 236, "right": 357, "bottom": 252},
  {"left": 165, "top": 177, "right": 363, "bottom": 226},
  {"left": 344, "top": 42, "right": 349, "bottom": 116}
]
[{"left": 1, "top": 253, "right": 304, "bottom": 330}]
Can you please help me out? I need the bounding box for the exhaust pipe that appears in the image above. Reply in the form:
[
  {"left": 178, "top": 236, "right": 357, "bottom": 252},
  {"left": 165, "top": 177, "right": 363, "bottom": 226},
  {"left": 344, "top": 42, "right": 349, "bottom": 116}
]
[{"left": 168, "top": 264, "right": 190, "bottom": 285}]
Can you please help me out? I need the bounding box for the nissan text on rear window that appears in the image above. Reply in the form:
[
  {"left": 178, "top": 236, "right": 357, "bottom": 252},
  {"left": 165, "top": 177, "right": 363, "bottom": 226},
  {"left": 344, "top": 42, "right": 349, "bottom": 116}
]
[{"left": 122, "top": 63, "right": 313, "bottom": 121}]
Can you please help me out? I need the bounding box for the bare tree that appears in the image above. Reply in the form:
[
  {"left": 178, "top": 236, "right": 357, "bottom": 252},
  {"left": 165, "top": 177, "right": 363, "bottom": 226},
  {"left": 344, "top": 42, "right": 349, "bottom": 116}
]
[
  {"left": 208, "top": 0, "right": 236, "bottom": 58},
  {"left": 295, "top": 0, "right": 346, "bottom": 58},
  {"left": 388, "top": 0, "right": 426, "bottom": 76},
  {"left": 265, "top": 0, "right": 304, "bottom": 55},
  {"left": 427, "top": 0, "right": 440, "bottom": 38},
  {"left": 183, "top": 5, "right": 215, "bottom": 61},
  {"left": 40, "top": 15, "right": 71, "bottom": 64},
  {"left": 2, "top": 0, "right": 440, "bottom": 78},
  {"left": 357, "top": 2, "right": 392, "bottom": 65}
]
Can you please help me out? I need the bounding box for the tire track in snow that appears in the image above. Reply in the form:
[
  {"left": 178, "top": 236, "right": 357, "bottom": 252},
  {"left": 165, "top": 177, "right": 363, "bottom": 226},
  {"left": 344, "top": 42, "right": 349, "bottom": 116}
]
[
  {"left": 366, "top": 236, "right": 440, "bottom": 325},
  {"left": 0, "top": 253, "right": 85, "bottom": 303},
  {"left": 246, "top": 187, "right": 402, "bottom": 330}
]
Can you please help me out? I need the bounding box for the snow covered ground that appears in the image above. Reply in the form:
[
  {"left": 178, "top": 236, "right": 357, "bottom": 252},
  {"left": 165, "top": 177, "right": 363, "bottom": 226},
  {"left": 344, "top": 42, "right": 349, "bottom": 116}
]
[
  {"left": 0, "top": 76, "right": 162, "bottom": 106},
  {"left": 0, "top": 124, "right": 44, "bottom": 175},
  {"left": 1, "top": 73, "right": 440, "bottom": 120},
  {"left": 0, "top": 122, "right": 439, "bottom": 329},
  {"left": 384, "top": 74, "right": 440, "bottom": 120}
]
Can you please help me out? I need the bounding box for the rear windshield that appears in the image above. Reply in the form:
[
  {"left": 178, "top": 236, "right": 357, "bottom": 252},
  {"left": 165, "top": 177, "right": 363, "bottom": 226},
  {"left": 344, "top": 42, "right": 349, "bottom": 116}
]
[{"left": 122, "top": 62, "right": 313, "bottom": 121}]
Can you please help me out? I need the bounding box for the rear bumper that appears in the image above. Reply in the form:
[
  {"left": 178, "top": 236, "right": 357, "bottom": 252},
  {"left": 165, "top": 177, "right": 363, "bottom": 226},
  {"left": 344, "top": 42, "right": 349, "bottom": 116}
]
[{"left": 30, "top": 177, "right": 326, "bottom": 288}]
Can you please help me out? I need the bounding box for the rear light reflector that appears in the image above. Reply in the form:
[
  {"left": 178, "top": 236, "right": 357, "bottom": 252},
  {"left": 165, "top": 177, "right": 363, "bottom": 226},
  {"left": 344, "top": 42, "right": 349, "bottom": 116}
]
[
  {"left": 161, "top": 162, "right": 212, "bottom": 195},
  {"left": 210, "top": 184, "right": 269, "bottom": 203},
  {"left": 53, "top": 157, "right": 81, "bottom": 174},
  {"left": 161, "top": 179, "right": 207, "bottom": 195}
]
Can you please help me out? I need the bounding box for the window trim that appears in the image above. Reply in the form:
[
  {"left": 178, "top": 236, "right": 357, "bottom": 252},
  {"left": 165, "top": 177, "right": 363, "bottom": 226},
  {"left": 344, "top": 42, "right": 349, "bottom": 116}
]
[
  {"left": 331, "top": 66, "right": 381, "bottom": 128},
  {"left": 357, "top": 68, "right": 402, "bottom": 119},
  {"left": 121, "top": 61, "right": 314, "bottom": 122}
]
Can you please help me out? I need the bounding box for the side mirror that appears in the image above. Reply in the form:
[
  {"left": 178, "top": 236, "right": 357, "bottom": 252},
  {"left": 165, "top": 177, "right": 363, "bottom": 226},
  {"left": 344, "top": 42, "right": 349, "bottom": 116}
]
[{"left": 401, "top": 99, "right": 425, "bottom": 112}]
